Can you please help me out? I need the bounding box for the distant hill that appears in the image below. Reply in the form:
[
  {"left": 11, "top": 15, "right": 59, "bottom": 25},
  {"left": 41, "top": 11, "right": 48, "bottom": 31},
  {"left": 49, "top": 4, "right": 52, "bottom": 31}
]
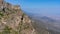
[{"left": 40, "top": 16, "right": 56, "bottom": 22}]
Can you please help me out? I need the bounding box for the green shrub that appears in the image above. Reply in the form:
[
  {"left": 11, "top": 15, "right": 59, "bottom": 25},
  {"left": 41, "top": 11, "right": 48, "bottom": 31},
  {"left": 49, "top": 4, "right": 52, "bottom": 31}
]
[
  {"left": 2, "top": 26, "right": 11, "bottom": 34},
  {"left": 0, "top": 11, "right": 4, "bottom": 17}
]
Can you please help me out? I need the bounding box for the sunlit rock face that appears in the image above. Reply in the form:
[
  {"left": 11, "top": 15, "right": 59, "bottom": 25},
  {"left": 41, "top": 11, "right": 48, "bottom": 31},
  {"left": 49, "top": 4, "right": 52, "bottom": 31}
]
[
  {"left": 11, "top": 5, "right": 20, "bottom": 10},
  {"left": 0, "top": 0, "right": 38, "bottom": 34},
  {"left": 0, "top": 0, "right": 3, "bottom": 4}
]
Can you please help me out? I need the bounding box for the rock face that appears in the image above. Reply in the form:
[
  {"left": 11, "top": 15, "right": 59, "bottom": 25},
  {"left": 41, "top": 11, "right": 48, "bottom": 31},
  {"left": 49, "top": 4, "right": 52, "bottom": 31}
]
[{"left": 0, "top": 0, "right": 37, "bottom": 34}]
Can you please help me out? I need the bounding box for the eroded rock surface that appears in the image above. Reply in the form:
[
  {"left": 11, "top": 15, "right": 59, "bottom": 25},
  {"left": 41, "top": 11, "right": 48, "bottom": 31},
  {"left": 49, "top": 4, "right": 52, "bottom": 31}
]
[{"left": 0, "top": 0, "right": 37, "bottom": 34}]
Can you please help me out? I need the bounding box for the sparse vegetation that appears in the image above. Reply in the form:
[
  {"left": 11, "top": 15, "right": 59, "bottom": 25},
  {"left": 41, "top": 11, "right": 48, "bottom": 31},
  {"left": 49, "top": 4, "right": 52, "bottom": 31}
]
[
  {"left": 0, "top": 11, "right": 4, "bottom": 19},
  {"left": 0, "top": 12, "right": 4, "bottom": 16},
  {"left": 0, "top": 26, "right": 18, "bottom": 34},
  {"left": 17, "top": 20, "right": 30, "bottom": 34},
  {"left": 2, "top": 26, "right": 11, "bottom": 34},
  {"left": 0, "top": 26, "right": 11, "bottom": 34},
  {"left": 24, "top": 24, "right": 30, "bottom": 29}
]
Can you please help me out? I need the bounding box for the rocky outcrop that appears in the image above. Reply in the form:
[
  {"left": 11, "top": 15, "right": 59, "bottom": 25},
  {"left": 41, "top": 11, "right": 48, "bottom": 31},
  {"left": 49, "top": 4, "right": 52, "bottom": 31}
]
[{"left": 0, "top": 0, "right": 38, "bottom": 34}]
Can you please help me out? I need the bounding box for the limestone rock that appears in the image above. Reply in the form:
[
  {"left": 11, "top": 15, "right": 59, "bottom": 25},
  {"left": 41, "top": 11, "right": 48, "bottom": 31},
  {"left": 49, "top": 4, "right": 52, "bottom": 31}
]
[{"left": 0, "top": 0, "right": 37, "bottom": 34}]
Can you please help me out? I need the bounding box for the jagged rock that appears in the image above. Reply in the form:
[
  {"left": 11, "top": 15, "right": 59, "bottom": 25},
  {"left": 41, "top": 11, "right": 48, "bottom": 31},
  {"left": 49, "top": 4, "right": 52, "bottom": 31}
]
[{"left": 0, "top": 0, "right": 38, "bottom": 34}]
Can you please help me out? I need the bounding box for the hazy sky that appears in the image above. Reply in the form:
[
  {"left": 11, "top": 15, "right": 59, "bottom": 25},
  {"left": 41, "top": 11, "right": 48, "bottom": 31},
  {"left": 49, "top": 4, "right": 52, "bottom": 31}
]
[
  {"left": 5, "top": 0, "right": 60, "bottom": 20},
  {"left": 5, "top": 0, "right": 60, "bottom": 8}
]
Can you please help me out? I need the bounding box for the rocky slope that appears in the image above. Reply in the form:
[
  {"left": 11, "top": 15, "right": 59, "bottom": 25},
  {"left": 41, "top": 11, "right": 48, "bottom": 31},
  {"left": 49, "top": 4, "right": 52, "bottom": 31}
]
[{"left": 0, "top": 0, "right": 38, "bottom": 34}]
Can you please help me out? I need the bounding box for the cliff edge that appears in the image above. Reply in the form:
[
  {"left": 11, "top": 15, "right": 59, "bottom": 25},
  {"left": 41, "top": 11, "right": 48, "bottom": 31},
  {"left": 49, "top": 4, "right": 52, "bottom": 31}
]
[{"left": 0, "top": 0, "right": 37, "bottom": 34}]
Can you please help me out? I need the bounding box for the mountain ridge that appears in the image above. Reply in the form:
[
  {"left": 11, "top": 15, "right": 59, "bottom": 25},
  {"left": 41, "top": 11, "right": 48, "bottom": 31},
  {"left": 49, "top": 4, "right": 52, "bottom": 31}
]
[{"left": 0, "top": 0, "right": 38, "bottom": 34}]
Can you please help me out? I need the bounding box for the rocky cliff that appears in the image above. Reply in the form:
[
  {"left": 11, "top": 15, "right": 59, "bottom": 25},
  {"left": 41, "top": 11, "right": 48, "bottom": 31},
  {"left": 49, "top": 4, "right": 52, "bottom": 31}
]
[{"left": 0, "top": 0, "right": 37, "bottom": 34}]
